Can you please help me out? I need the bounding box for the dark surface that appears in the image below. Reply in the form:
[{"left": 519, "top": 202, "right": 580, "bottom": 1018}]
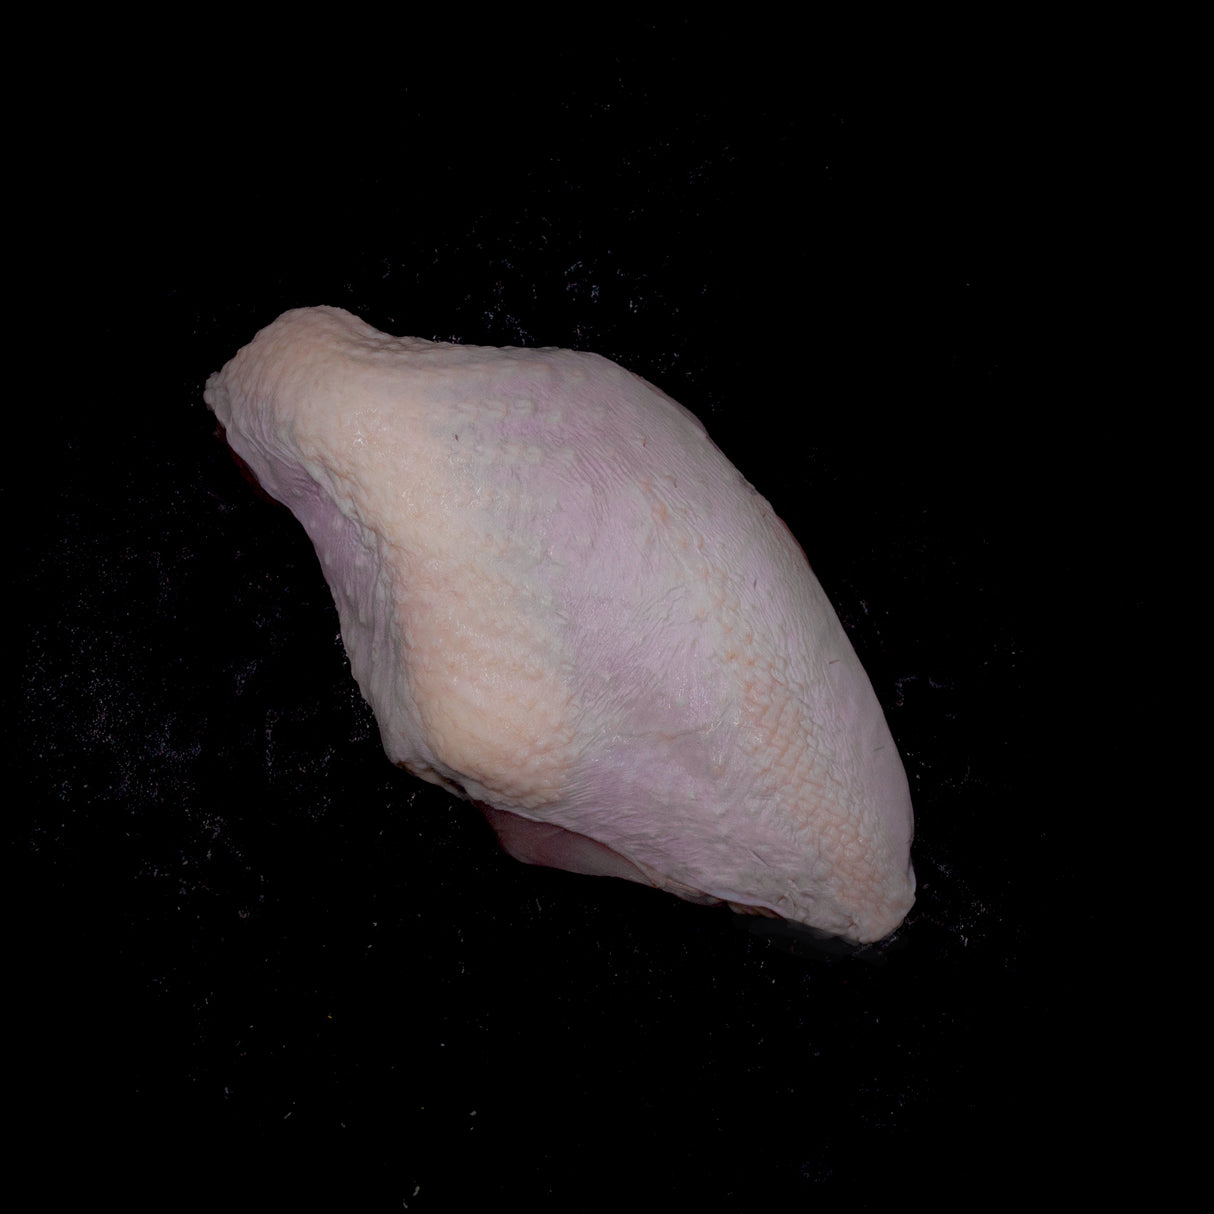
[{"left": 15, "top": 35, "right": 1115, "bottom": 1210}]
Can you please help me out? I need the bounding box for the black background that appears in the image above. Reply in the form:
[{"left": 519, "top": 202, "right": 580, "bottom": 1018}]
[{"left": 14, "top": 27, "right": 1120, "bottom": 1211}]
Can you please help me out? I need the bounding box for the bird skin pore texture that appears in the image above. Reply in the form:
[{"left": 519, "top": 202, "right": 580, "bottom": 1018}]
[{"left": 204, "top": 307, "right": 915, "bottom": 943}]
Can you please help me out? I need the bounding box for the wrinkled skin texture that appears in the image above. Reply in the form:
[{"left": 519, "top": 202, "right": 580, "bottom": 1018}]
[{"left": 205, "top": 307, "right": 915, "bottom": 942}]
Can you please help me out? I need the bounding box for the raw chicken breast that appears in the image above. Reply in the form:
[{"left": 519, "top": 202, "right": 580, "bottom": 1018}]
[{"left": 205, "top": 307, "right": 914, "bottom": 942}]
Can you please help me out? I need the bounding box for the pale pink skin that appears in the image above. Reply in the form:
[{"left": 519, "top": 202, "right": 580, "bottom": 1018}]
[{"left": 205, "top": 307, "right": 914, "bottom": 942}]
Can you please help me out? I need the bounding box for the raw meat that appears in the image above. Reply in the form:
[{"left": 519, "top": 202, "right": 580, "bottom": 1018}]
[{"left": 205, "top": 307, "right": 915, "bottom": 942}]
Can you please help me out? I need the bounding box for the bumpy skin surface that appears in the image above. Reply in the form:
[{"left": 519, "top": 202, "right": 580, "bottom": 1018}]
[{"left": 205, "top": 307, "right": 915, "bottom": 942}]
